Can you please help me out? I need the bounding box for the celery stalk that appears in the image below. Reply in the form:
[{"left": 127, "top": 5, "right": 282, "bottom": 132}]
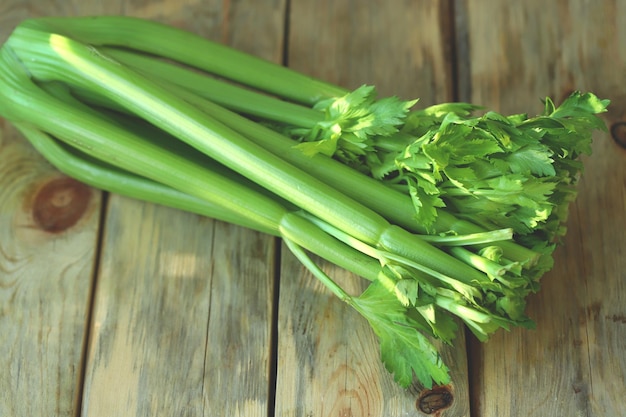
[
  {"left": 17, "top": 122, "right": 392, "bottom": 285},
  {"left": 101, "top": 47, "right": 325, "bottom": 129},
  {"left": 14, "top": 123, "right": 281, "bottom": 236},
  {"left": 86, "top": 42, "right": 541, "bottom": 267},
  {"left": 24, "top": 16, "right": 347, "bottom": 105},
  {"left": 9, "top": 17, "right": 541, "bottom": 268},
  {"left": 0, "top": 45, "right": 288, "bottom": 234},
  {"left": 139, "top": 75, "right": 543, "bottom": 266},
  {"left": 4, "top": 23, "right": 489, "bottom": 285}
]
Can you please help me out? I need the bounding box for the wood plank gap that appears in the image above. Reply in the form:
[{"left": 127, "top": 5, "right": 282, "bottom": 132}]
[
  {"left": 200, "top": 219, "right": 218, "bottom": 417},
  {"left": 573, "top": 199, "right": 594, "bottom": 417},
  {"left": 464, "top": 327, "right": 481, "bottom": 417},
  {"left": 266, "top": 236, "right": 282, "bottom": 417},
  {"left": 451, "top": 0, "right": 471, "bottom": 102},
  {"left": 452, "top": 11, "right": 478, "bottom": 417},
  {"left": 447, "top": 2, "right": 479, "bottom": 416},
  {"left": 444, "top": 0, "right": 460, "bottom": 102},
  {"left": 73, "top": 191, "right": 110, "bottom": 417},
  {"left": 268, "top": 3, "right": 290, "bottom": 413},
  {"left": 281, "top": 0, "right": 292, "bottom": 67}
]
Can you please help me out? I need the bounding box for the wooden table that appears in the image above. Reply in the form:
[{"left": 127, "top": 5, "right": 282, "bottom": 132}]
[{"left": 1, "top": 1, "right": 624, "bottom": 416}]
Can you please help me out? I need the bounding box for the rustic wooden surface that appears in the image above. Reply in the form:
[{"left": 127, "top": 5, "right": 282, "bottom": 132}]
[{"left": 0, "top": 1, "right": 624, "bottom": 416}]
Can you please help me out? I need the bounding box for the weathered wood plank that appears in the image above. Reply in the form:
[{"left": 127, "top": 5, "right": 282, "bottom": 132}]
[
  {"left": 0, "top": 112, "right": 99, "bottom": 415},
  {"left": 81, "top": 199, "right": 277, "bottom": 416},
  {"left": 81, "top": 199, "right": 214, "bottom": 416},
  {"left": 286, "top": 0, "right": 456, "bottom": 104},
  {"left": 78, "top": 2, "right": 286, "bottom": 416},
  {"left": 0, "top": 5, "right": 105, "bottom": 416},
  {"left": 462, "top": 1, "right": 626, "bottom": 415},
  {"left": 275, "top": 2, "right": 470, "bottom": 416}
]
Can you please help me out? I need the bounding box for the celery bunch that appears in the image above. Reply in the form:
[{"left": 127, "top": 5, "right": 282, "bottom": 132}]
[{"left": 0, "top": 17, "right": 608, "bottom": 388}]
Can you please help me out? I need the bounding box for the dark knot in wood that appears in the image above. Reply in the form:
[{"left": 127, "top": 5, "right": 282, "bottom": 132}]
[
  {"left": 32, "top": 177, "right": 91, "bottom": 233},
  {"left": 610, "top": 121, "right": 626, "bottom": 149},
  {"left": 417, "top": 385, "right": 453, "bottom": 414}
]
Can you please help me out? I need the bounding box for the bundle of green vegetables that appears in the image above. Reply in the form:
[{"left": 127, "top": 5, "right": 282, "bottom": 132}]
[{"left": 0, "top": 16, "right": 609, "bottom": 388}]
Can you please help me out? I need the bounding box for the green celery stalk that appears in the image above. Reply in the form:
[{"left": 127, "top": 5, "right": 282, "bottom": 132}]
[
  {"left": 11, "top": 16, "right": 588, "bottom": 281},
  {"left": 101, "top": 47, "right": 325, "bottom": 129},
  {"left": 24, "top": 16, "right": 348, "bottom": 105},
  {"left": 17, "top": 122, "right": 399, "bottom": 286},
  {"left": 14, "top": 122, "right": 280, "bottom": 236},
  {"left": 137, "top": 74, "right": 543, "bottom": 267},
  {"left": 4, "top": 23, "right": 490, "bottom": 286},
  {"left": 79, "top": 42, "right": 541, "bottom": 268},
  {"left": 0, "top": 45, "right": 288, "bottom": 235},
  {"left": 8, "top": 16, "right": 541, "bottom": 268},
  {"left": 63, "top": 57, "right": 540, "bottom": 267},
  {"left": 1, "top": 64, "right": 393, "bottom": 289}
]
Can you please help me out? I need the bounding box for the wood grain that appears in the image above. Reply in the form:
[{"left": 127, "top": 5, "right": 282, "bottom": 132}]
[
  {"left": 286, "top": 0, "right": 456, "bottom": 104},
  {"left": 0, "top": 4, "right": 105, "bottom": 415},
  {"left": 80, "top": 198, "right": 277, "bottom": 416},
  {"left": 0, "top": 2, "right": 132, "bottom": 417},
  {"left": 0, "top": 122, "right": 100, "bottom": 416},
  {"left": 275, "top": 1, "right": 470, "bottom": 416},
  {"left": 462, "top": 1, "right": 626, "bottom": 415},
  {"left": 81, "top": 199, "right": 214, "bottom": 416}
]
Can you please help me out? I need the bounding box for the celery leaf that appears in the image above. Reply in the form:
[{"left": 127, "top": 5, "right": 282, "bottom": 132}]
[{"left": 353, "top": 279, "right": 451, "bottom": 389}]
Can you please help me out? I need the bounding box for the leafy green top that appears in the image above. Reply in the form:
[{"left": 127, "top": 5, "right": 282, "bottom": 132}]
[
  {"left": 352, "top": 277, "right": 451, "bottom": 389},
  {"left": 291, "top": 88, "right": 609, "bottom": 248},
  {"left": 293, "top": 85, "right": 417, "bottom": 161}
]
